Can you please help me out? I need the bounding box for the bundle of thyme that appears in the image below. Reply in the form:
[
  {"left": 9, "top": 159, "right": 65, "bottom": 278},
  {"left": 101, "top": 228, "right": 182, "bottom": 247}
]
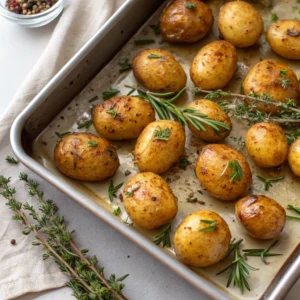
[{"left": 0, "top": 173, "right": 129, "bottom": 300}]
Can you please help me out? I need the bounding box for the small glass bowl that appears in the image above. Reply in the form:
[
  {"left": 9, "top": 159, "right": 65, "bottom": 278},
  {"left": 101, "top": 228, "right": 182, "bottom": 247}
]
[{"left": 0, "top": 0, "right": 65, "bottom": 28}]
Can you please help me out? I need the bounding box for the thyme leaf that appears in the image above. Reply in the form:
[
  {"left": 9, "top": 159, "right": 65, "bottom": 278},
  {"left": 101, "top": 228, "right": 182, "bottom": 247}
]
[
  {"left": 153, "top": 223, "right": 171, "bottom": 247},
  {"left": 106, "top": 109, "right": 117, "bottom": 118},
  {"left": 285, "top": 129, "right": 300, "bottom": 145},
  {"left": 154, "top": 127, "right": 171, "bottom": 141},
  {"left": 280, "top": 70, "right": 291, "bottom": 89}
]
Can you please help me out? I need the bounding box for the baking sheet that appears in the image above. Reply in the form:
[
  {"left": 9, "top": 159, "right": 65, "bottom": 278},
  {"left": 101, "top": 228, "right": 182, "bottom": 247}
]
[{"left": 31, "top": 0, "right": 300, "bottom": 299}]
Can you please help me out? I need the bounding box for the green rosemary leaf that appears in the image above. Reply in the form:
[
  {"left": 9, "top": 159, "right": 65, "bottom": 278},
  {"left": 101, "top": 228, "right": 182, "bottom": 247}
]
[
  {"left": 256, "top": 175, "right": 284, "bottom": 191},
  {"left": 77, "top": 119, "right": 92, "bottom": 129},
  {"left": 88, "top": 96, "right": 99, "bottom": 103},
  {"left": 5, "top": 156, "right": 18, "bottom": 164},
  {"left": 119, "top": 59, "right": 132, "bottom": 72},
  {"left": 134, "top": 39, "right": 155, "bottom": 45},
  {"left": 55, "top": 131, "right": 71, "bottom": 138},
  {"left": 186, "top": 3, "right": 197, "bottom": 9},
  {"left": 102, "top": 87, "right": 120, "bottom": 100},
  {"left": 113, "top": 207, "right": 121, "bottom": 216},
  {"left": 148, "top": 53, "right": 162, "bottom": 59},
  {"left": 287, "top": 204, "right": 300, "bottom": 214},
  {"left": 287, "top": 215, "right": 300, "bottom": 220},
  {"left": 108, "top": 181, "right": 124, "bottom": 202},
  {"left": 154, "top": 127, "right": 171, "bottom": 141},
  {"left": 124, "top": 185, "right": 140, "bottom": 197},
  {"left": 149, "top": 24, "right": 160, "bottom": 35},
  {"left": 106, "top": 109, "right": 117, "bottom": 118},
  {"left": 88, "top": 141, "right": 98, "bottom": 147},
  {"left": 153, "top": 223, "right": 171, "bottom": 247},
  {"left": 270, "top": 13, "right": 279, "bottom": 22},
  {"left": 127, "top": 88, "right": 135, "bottom": 96},
  {"left": 199, "top": 220, "right": 217, "bottom": 232},
  {"left": 221, "top": 160, "right": 243, "bottom": 182}
]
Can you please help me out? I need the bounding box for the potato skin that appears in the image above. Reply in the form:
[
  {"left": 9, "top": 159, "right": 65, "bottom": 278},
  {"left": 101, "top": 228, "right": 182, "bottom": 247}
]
[
  {"left": 196, "top": 144, "right": 252, "bottom": 201},
  {"left": 187, "top": 99, "right": 232, "bottom": 141},
  {"left": 159, "top": 0, "right": 213, "bottom": 43},
  {"left": 123, "top": 172, "right": 178, "bottom": 229},
  {"left": 218, "top": 1, "right": 264, "bottom": 48},
  {"left": 132, "top": 48, "right": 187, "bottom": 93},
  {"left": 54, "top": 133, "right": 119, "bottom": 182},
  {"left": 134, "top": 120, "right": 185, "bottom": 174},
  {"left": 235, "top": 195, "right": 286, "bottom": 239},
  {"left": 190, "top": 40, "right": 237, "bottom": 90},
  {"left": 174, "top": 210, "right": 231, "bottom": 267},
  {"left": 245, "top": 122, "right": 288, "bottom": 168},
  {"left": 266, "top": 20, "right": 300, "bottom": 60},
  {"left": 288, "top": 138, "right": 300, "bottom": 176},
  {"left": 243, "top": 60, "right": 299, "bottom": 114},
  {"left": 93, "top": 96, "right": 155, "bottom": 140}
]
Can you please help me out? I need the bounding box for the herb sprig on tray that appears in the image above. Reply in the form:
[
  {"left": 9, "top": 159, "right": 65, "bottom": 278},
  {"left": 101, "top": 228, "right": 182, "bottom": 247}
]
[
  {"left": 199, "top": 220, "right": 217, "bottom": 232},
  {"left": 256, "top": 175, "right": 285, "bottom": 191},
  {"left": 221, "top": 160, "right": 243, "bottom": 182},
  {"left": 153, "top": 223, "right": 171, "bottom": 247},
  {"left": 287, "top": 204, "right": 300, "bottom": 221}
]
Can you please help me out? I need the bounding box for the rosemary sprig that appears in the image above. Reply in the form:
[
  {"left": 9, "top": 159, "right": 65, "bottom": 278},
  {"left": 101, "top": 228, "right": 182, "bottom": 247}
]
[
  {"left": 55, "top": 131, "right": 71, "bottom": 138},
  {"left": 221, "top": 160, "right": 243, "bottom": 182},
  {"left": 148, "top": 53, "right": 162, "bottom": 59},
  {"left": 77, "top": 119, "right": 93, "bottom": 129},
  {"left": 154, "top": 128, "right": 171, "bottom": 141},
  {"left": 88, "top": 96, "right": 99, "bottom": 103},
  {"left": 186, "top": 3, "right": 197, "bottom": 9},
  {"left": 199, "top": 220, "right": 217, "bottom": 232},
  {"left": 119, "top": 59, "right": 132, "bottom": 72},
  {"left": 153, "top": 223, "right": 171, "bottom": 247},
  {"left": 287, "top": 204, "right": 300, "bottom": 221},
  {"left": 256, "top": 175, "right": 285, "bottom": 191},
  {"left": 88, "top": 141, "right": 99, "bottom": 147},
  {"left": 102, "top": 87, "right": 120, "bottom": 100},
  {"left": 5, "top": 156, "right": 18, "bottom": 164},
  {"left": 108, "top": 181, "right": 124, "bottom": 202}
]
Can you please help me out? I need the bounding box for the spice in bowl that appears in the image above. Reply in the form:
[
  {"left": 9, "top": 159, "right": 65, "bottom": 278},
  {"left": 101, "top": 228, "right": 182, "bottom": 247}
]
[{"left": 6, "top": 0, "right": 58, "bottom": 15}]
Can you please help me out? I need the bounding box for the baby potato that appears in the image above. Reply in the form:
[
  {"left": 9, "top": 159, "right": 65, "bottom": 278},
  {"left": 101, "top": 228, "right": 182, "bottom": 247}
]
[
  {"left": 218, "top": 1, "right": 264, "bottom": 48},
  {"left": 159, "top": 0, "right": 213, "bottom": 43},
  {"left": 190, "top": 40, "right": 237, "bottom": 90},
  {"left": 187, "top": 99, "right": 232, "bottom": 141},
  {"left": 134, "top": 120, "right": 185, "bottom": 174},
  {"left": 123, "top": 172, "right": 178, "bottom": 229},
  {"left": 243, "top": 60, "right": 299, "bottom": 114},
  {"left": 196, "top": 144, "right": 252, "bottom": 201},
  {"left": 288, "top": 138, "right": 300, "bottom": 176},
  {"left": 132, "top": 48, "right": 187, "bottom": 93},
  {"left": 174, "top": 210, "right": 231, "bottom": 267},
  {"left": 54, "top": 133, "right": 119, "bottom": 182},
  {"left": 93, "top": 96, "right": 155, "bottom": 140},
  {"left": 236, "top": 195, "right": 286, "bottom": 239},
  {"left": 266, "top": 20, "right": 300, "bottom": 60},
  {"left": 245, "top": 122, "right": 288, "bottom": 168}
]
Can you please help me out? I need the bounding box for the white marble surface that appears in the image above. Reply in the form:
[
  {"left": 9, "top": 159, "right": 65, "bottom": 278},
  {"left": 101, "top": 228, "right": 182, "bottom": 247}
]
[{"left": 0, "top": 15, "right": 299, "bottom": 300}]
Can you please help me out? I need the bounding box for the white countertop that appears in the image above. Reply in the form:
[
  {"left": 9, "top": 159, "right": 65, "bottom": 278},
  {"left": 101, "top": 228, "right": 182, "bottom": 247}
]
[{"left": 0, "top": 16, "right": 299, "bottom": 300}]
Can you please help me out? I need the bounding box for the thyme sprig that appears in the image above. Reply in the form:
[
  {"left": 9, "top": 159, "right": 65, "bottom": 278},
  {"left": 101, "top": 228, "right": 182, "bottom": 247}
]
[
  {"left": 199, "top": 220, "right": 217, "bottom": 232},
  {"left": 287, "top": 204, "right": 300, "bottom": 221},
  {"left": 256, "top": 175, "right": 285, "bottom": 191},
  {"left": 285, "top": 129, "right": 300, "bottom": 145},
  {"left": 221, "top": 160, "right": 243, "bottom": 182},
  {"left": 153, "top": 223, "right": 171, "bottom": 247},
  {"left": 154, "top": 128, "right": 171, "bottom": 141}
]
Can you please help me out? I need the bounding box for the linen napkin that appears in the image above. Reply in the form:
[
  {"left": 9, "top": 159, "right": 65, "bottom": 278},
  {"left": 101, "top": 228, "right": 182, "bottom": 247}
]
[{"left": 0, "top": 0, "right": 125, "bottom": 299}]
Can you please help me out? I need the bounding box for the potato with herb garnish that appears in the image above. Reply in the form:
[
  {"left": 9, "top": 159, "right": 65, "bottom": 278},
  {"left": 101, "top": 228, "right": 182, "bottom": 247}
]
[
  {"left": 93, "top": 96, "right": 155, "bottom": 140},
  {"left": 288, "top": 138, "right": 300, "bottom": 176},
  {"left": 123, "top": 172, "right": 178, "bottom": 230},
  {"left": 242, "top": 60, "right": 299, "bottom": 114},
  {"left": 190, "top": 40, "right": 237, "bottom": 90},
  {"left": 195, "top": 144, "right": 252, "bottom": 201},
  {"left": 134, "top": 120, "right": 185, "bottom": 174},
  {"left": 132, "top": 48, "right": 187, "bottom": 93},
  {"left": 218, "top": 1, "right": 264, "bottom": 48},
  {"left": 235, "top": 195, "right": 286, "bottom": 239},
  {"left": 187, "top": 99, "right": 232, "bottom": 141},
  {"left": 245, "top": 122, "right": 288, "bottom": 168},
  {"left": 159, "top": 0, "right": 213, "bottom": 43},
  {"left": 174, "top": 210, "right": 231, "bottom": 267},
  {"left": 54, "top": 133, "right": 119, "bottom": 182}
]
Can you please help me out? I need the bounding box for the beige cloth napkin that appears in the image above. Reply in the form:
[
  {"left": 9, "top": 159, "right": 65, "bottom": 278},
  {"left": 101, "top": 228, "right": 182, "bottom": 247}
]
[{"left": 0, "top": 0, "right": 125, "bottom": 299}]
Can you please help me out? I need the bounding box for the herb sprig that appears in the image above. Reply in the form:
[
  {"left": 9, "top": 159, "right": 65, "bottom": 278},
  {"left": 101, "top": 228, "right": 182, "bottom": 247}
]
[
  {"left": 88, "top": 141, "right": 99, "bottom": 147},
  {"left": 119, "top": 59, "right": 132, "bottom": 72},
  {"left": 279, "top": 70, "right": 291, "bottom": 89},
  {"left": 287, "top": 204, "right": 300, "bottom": 221},
  {"left": 5, "top": 156, "right": 18, "bottom": 164},
  {"left": 154, "top": 128, "right": 171, "bottom": 141},
  {"left": 106, "top": 109, "right": 117, "bottom": 118},
  {"left": 256, "top": 175, "right": 285, "bottom": 191},
  {"left": 285, "top": 129, "right": 300, "bottom": 145},
  {"left": 199, "top": 220, "right": 217, "bottom": 232},
  {"left": 148, "top": 53, "right": 162, "bottom": 59},
  {"left": 108, "top": 181, "right": 124, "bottom": 202},
  {"left": 221, "top": 160, "right": 243, "bottom": 182},
  {"left": 153, "top": 223, "right": 171, "bottom": 247},
  {"left": 102, "top": 87, "right": 120, "bottom": 100}
]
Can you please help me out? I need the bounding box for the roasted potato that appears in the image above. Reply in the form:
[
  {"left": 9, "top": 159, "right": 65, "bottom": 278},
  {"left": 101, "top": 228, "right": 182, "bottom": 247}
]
[
  {"left": 218, "top": 1, "right": 264, "bottom": 48},
  {"left": 245, "top": 122, "right": 288, "bottom": 168},
  {"left": 190, "top": 40, "right": 237, "bottom": 90},
  {"left": 54, "top": 133, "right": 119, "bottom": 181},
  {"left": 196, "top": 144, "right": 252, "bottom": 201},
  {"left": 235, "top": 195, "right": 286, "bottom": 239},
  {"left": 288, "top": 138, "right": 300, "bottom": 176},
  {"left": 159, "top": 0, "right": 213, "bottom": 43},
  {"left": 132, "top": 48, "right": 187, "bottom": 93},
  {"left": 243, "top": 60, "right": 299, "bottom": 114},
  {"left": 187, "top": 99, "right": 232, "bottom": 141},
  {"left": 174, "top": 210, "right": 231, "bottom": 267},
  {"left": 123, "top": 172, "right": 178, "bottom": 229},
  {"left": 266, "top": 20, "right": 300, "bottom": 60},
  {"left": 93, "top": 96, "right": 155, "bottom": 140},
  {"left": 134, "top": 120, "right": 185, "bottom": 174}
]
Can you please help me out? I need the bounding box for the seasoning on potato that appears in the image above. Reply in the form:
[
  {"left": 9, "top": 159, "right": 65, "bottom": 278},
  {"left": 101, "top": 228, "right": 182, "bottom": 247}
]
[
  {"left": 245, "top": 122, "right": 288, "bottom": 168},
  {"left": 132, "top": 48, "right": 187, "bottom": 93},
  {"left": 288, "top": 137, "right": 300, "bottom": 176},
  {"left": 187, "top": 99, "right": 232, "bottom": 141},
  {"left": 174, "top": 210, "right": 231, "bottom": 267},
  {"left": 134, "top": 120, "right": 185, "bottom": 174},
  {"left": 123, "top": 172, "right": 178, "bottom": 229},
  {"left": 159, "top": 0, "right": 213, "bottom": 43},
  {"left": 235, "top": 195, "right": 286, "bottom": 239},
  {"left": 54, "top": 133, "right": 120, "bottom": 182},
  {"left": 218, "top": 1, "right": 264, "bottom": 48},
  {"left": 196, "top": 144, "right": 252, "bottom": 201},
  {"left": 190, "top": 40, "right": 237, "bottom": 90},
  {"left": 242, "top": 59, "right": 299, "bottom": 114},
  {"left": 93, "top": 96, "right": 155, "bottom": 140},
  {"left": 266, "top": 20, "right": 300, "bottom": 60}
]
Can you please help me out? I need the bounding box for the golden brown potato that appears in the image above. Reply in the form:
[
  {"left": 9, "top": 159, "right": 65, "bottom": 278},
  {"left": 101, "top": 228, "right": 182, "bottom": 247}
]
[
  {"left": 245, "top": 122, "right": 288, "bottom": 168},
  {"left": 123, "top": 172, "right": 178, "bottom": 229},
  {"left": 190, "top": 40, "right": 237, "bottom": 90},
  {"left": 288, "top": 138, "right": 300, "bottom": 176},
  {"left": 218, "top": 1, "right": 264, "bottom": 48},
  {"left": 266, "top": 20, "right": 300, "bottom": 60},
  {"left": 174, "top": 210, "right": 231, "bottom": 267},
  {"left": 159, "top": 0, "right": 213, "bottom": 43},
  {"left": 243, "top": 60, "right": 299, "bottom": 114},
  {"left": 134, "top": 120, "right": 185, "bottom": 174},
  {"left": 54, "top": 133, "right": 119, "bottom": 182},
  {"left": 196, "top": 144, "right": 252, "bottom": 201},
  {"left": 187, "top": 99, "right": 232, "bottom": 141},
  {"left": 93, "top": 96, "right": 155, "bottom": 140},
  {"left": 235, "top": 195, "right": 286, "bottom": 239},
  {"left": 132, "top": 48, "right": 187, "bottom": 93}
]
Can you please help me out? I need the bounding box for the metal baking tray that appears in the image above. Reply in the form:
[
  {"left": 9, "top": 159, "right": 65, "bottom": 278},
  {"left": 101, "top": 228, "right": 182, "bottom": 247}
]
[{"left": 10, "top": 0, "right": 300, "bottom": 299}]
